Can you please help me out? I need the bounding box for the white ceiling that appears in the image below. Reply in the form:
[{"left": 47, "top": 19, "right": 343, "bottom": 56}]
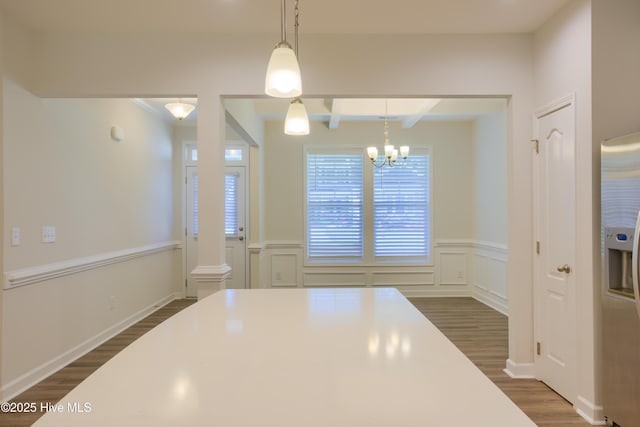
[
  {"left": 137, "top": 96, "right": 506, "bottom": 130},
  {"left": 3, "top": 1, "right": 558, "bottom": 131},
  {"left": 1, "top": 0, "right": 570, "bottom": 35}
]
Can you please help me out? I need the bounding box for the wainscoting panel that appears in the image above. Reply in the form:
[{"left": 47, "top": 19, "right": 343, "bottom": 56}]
[
  {"left": 471, "top": 241, "right": 508, "bottom": 315},
  {"left": 371, "top": 271, "right": 434, "bottom": 287},
  {"left": 271, "top": 254, "right": 298, "bottom": 287},
  {"left": 256, "top": 240, "right": 508, "bottom": 304},
  {"left": 434, "top": 240, "right": 471, "bottom": 289},
  {"left": 1, "top": 246, "right": 182, "bottom": 401},
  {"left": 303, "top": 272, "right": 367, "bottom": 287},
  {"left": 263, "top": 241, "right": 303, "bottom": 288}
]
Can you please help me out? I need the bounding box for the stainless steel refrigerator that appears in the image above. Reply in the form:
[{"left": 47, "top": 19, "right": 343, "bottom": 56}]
[{"left": 602, "top": 131, "right": 640, "bottom": 427}]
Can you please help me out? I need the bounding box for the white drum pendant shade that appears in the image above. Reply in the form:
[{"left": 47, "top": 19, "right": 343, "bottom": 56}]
[{"left": 265, "top": 44, "right": 302, "bottom": 98}]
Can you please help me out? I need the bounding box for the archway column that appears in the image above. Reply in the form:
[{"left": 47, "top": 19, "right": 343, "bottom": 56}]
[{"left": 192, "top": 92, "right": 230, "bottom": 299}]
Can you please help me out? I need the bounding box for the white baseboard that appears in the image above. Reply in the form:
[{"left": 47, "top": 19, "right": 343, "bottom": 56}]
[
  {"left": 1, "top": 293, "right": 177, "bottom": 402},
  {"left": 503, "top": 358, "right": 535, "bottom": 379},
  {"left": 473, "top": 289, "right": 508, "bottom": 315},
  {"left": 575, "top": 395, "right": 606, "bottom": 425},
  {"left": 399, "top": 287, "right": 471, "bottom": 298}
]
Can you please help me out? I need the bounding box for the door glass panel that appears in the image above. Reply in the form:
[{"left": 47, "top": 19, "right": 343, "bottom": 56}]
[
  {"left": 225, "top": 173, "right": 239, "bottom": 237},
  {"left": 192, "top": 174, "right": 199, "bottom": 236}
]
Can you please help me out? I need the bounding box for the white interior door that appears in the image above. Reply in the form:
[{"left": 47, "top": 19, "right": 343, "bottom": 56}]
[
  {"left": 185, "top": 166, "right": 199, "bottom": 298},
  {"left": 533, "top": 95, "right": 576, "bottom": 403},
  {"left": 224, "top": 166, "right": 246, "bottom": 289}
]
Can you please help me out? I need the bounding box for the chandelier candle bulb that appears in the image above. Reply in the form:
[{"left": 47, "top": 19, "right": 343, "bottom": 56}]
[
  {"left": 384, "top": 144, "right": 395, "bottom": 159},
  {"left": 367, "top": 146, "right": 379, "bottom": 161}
]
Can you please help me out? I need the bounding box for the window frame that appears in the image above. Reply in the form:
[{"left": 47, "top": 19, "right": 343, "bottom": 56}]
[{"left": 303, "top": 146, "right": 433, "bottom": 267}]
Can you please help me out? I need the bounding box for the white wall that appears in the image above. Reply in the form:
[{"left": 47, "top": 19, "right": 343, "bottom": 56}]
[
  {"left": 1, "top": 17, "right": 537, "bottom": 390},
  {"left": 533, "top": 0, "right": 595, "bottom": 420},
  {"left": 471, "top": 112, "right": 509, "bottom": 312},
  {"left": 473, "top": 113, "right": 508, "bottom": 245},
  {"left": 1, "top": 80, "right": 182, "bottom": 399},
  {"left": 264, "top": 119, "right": 474, "bottom": 243}
]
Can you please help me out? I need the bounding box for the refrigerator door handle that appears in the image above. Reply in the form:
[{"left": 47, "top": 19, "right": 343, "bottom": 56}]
[{"left": 632, "top": 210, "right": 640, "bottom": 321}]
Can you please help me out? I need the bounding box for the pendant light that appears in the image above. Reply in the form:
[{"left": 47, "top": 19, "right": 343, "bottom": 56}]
[
  {"left": 285, "top": 97, "right": 309, "bottom": 135},
  {"left": 265, "top": 0, "right": 302, "bottom": 98},
  {"left": 283, "top": 0, "right": 309, "bottom": 135}
]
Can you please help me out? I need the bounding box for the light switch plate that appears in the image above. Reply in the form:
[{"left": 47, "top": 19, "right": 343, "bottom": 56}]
[
  {"left": 11, "top": 227, "right": 21, "bottom": 246},
  {"left": 42, "top": 226, "right": 56, "bottom": 243}
]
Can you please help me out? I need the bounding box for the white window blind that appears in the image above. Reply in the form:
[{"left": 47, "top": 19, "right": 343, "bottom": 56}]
[
  {"left": 373, "top": 153, "right": 430, "bottom": 262},
  {"left": 192, "top": 174, "right": 199, "bottom": 235},
  {"left": 225, "top": 173, "right": 239, "bottom": 237},
  {"left": 306, "top": 153, "right": 364, "bottom": 260}
]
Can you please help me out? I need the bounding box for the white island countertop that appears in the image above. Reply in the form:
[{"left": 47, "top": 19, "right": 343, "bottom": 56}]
[{"left": 34, "top": 288, "right": 535, "bottom": 426}]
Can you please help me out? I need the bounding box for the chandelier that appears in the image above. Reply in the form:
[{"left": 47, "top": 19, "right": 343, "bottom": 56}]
[{"left": 367, "top": 100, "right": 409, "bottom": 167}]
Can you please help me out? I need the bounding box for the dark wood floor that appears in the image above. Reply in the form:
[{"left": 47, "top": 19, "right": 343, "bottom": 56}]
[
  {"left": 409, "top": 297, "right": 592, "bottom": 426},
  {"left": 0, "top": 297, "right": 591, "bottom": 426}
]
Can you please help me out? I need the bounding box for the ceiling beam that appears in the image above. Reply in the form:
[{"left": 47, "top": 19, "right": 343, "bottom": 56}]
[{"left": 402, "top": 99, "right": 441, "bottom": 128}]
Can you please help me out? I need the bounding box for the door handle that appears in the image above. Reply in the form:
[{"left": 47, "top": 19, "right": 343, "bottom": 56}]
[
  {"left": 239, "top": 236, "right": 244, "bottom": 241},
  {"left": 557, "top": 264, "right": 571, "bottom": 274}
]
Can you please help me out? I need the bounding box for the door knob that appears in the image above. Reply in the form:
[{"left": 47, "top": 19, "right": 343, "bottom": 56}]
[
  {"left": 239, "top": 236, "right": 244, "bottom": 241},
  {"left": 557, "top": 264, "right": 571, "bottom": 274}
]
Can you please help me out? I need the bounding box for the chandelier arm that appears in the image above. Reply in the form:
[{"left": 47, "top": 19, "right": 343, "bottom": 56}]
[{"left": 370, "top": 158, "right": 390, "bottom": 168}]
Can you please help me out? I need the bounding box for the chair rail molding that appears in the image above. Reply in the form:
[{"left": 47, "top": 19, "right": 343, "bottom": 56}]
[{"left": 4, "top": 241, "right": 181, "bottom": 290}]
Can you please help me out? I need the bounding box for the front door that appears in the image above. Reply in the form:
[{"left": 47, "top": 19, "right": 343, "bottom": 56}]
[
  {"left": 224, "top": 166, "right": 246, "bottom": 289},
  {"left": 533, "top": 94, "right": 577, "bottom": 402}
]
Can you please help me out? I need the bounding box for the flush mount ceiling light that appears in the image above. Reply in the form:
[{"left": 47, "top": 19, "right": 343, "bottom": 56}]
[
  {"left": 367, "top": 99, "right": 410, "bottom": 168},
  {"left": 265, "top": 0, "right": 302, "bottom": 98},
  {"left": 165, "top": 100, "right": 196, "bottom": 120}
]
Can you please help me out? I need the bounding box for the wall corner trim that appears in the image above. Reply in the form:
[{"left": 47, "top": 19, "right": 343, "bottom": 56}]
[
  {"left": 574, "top": 396, "right": 606, "bottom": 425},
  {"left": 4, "top": 241, "right": 181, "bottom": 290},
  {"left": 503, "top": 359, "right": 535, "bottom": 379}
]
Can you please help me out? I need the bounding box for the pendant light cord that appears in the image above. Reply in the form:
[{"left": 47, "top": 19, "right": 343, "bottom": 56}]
[
  {"left": 280, "top": 0, "right": 287, "bottom": 43},
  {"left": 294, "top": 0, "right": 300, "bottom": 58}
]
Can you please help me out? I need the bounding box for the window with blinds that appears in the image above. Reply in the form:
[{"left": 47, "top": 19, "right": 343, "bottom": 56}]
[
  {"left": 305, "top": 149, "right": 431, "bottom": 264},
  {"left": 306, "top": 153, "right": 364, "bottom": 261},
  {"left": 225, "top": 173, "right": 239, "bottom": 237},
  {"left": 373, "top": 153, "right": 430, "bottom": 262}
]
